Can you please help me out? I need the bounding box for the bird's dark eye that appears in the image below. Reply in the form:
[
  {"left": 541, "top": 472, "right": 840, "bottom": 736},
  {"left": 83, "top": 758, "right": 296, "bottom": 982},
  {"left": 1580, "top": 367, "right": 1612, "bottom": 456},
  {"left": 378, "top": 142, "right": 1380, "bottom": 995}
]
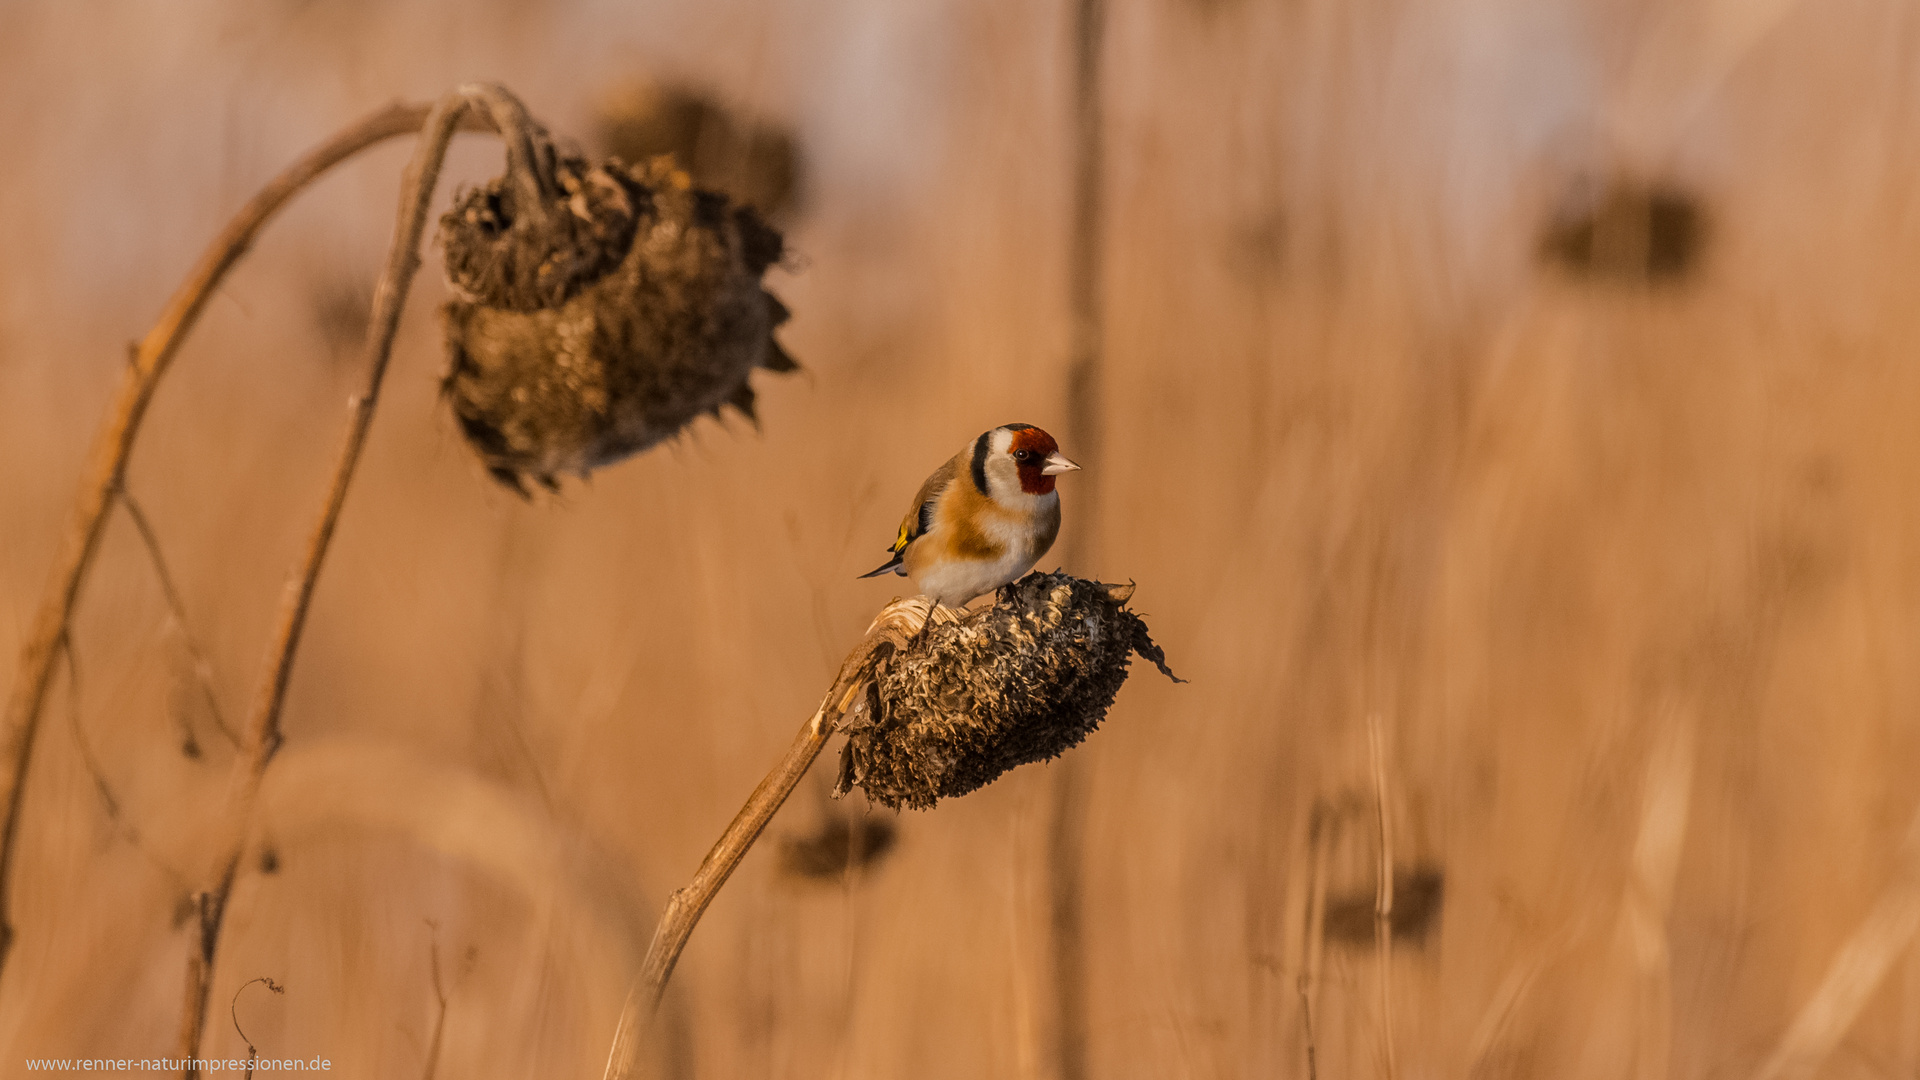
[{"left": 1013, "top": 449, "right": 1033, "bottom": 463}]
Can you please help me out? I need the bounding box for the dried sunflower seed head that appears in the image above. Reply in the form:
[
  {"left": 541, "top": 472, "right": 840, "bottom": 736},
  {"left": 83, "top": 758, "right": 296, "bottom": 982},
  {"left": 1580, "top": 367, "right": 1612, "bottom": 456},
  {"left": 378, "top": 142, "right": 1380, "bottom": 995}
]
[
  {"left": 439, "top": 153, "right": 797, "bottom": 494},
  {"left": 441, "top": 154, "right": 644, "bottom": 312},
  {"left": 834, "top": 572, "right": 1180, "bottom": 810}
]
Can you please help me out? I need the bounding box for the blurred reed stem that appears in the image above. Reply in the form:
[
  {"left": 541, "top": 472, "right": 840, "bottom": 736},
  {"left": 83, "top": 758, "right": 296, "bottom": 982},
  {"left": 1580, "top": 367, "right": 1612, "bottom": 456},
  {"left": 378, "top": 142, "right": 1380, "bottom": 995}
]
[
  {"left": 1368, "top": 713, "right": 1399, "bottom": 1080},
  {"left": 1298, "top": 804, "right": 1333, "bottom": 1080},
  {"left": 603, "top": 598, "right": 931, "bottom": 1080},
  {"left": 1754, "top": 804, "right": 1920, "bottom": 1080},
  {"left": 1050, "top": 0, "right": 1106, "bottom": 1076},
  {"left": 1623, "top": 707, "right": 1694, "bottom": 1080},
  {"left": 175, "top": 83, "right": 542, "bottom": 1075},
  {"left": 0, "top": 96, "right": 490, "bottom": 978},
  {"left": 423, "top": 929, "right": 449, "bottom": 1080}
]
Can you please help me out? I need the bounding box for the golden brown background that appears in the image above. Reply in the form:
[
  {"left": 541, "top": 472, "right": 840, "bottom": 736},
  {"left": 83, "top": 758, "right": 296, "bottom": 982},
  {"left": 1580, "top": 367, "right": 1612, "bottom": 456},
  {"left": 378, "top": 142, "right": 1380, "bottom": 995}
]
[{"left": 6, "top": 0, "right": 1920, "bottom": 1077}]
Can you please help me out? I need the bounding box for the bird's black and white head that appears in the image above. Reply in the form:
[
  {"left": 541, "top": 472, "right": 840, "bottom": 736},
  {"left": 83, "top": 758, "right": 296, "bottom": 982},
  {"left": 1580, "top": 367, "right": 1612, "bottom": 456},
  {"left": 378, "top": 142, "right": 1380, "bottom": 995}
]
[{"left": 969, "top": 423, "right": 1080, "bottom": 506}]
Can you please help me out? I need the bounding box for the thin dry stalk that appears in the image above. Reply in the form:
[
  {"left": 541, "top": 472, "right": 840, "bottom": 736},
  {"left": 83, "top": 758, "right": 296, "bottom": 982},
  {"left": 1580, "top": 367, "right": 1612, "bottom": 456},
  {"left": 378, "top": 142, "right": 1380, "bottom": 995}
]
[
  {"left": 59, "top": 635, "right": 190, "bottom": 888},
  {"left": 1463, "top": 920, "right": 1588, "bottom": 1077},
  {"left": 602, "top": 598, "right": 932, "bottom": 1080},
  {"left": 1296, "top": 962, "right": 1318, "bottom": 1080},
  {"left": 117, "top": 484, "right": 235, "bottom": 751},
  {"left": 0, "top": 96, "right": 484, "bottom": 974},
  {"left": 229, "top": 976, "right": 283, "bottom": 1080},
  {"left": 1047, "top": 754, "right": 1090, "bottom": 1080},
  {"left": 1010, "top": 783, "right": 1046, "bottom": 1080},
  {"left": 422, "top": 926, "right": 448, "bottom": 1080},
  {"left": 1622, "top": 712, "right": 1695, "bottom": 1080},
  {"left": 1298, "top": 803, "right": 1334, "bottom": 1080},
  {"left": 1753, "top": 805, "right": 1920, "bottom": 1080},
  {"left": 174, "top": 84, "right": 529, "bottom": 1075},
  {"left": 1368, "top": 713, "right": 1398, "bottom": 1080},
  {"left": 58, "top": 636, "right": 118, "bottom": 823},
  {"left": 1049, "top": 0, "right": 1107, "bottom": 1075}
]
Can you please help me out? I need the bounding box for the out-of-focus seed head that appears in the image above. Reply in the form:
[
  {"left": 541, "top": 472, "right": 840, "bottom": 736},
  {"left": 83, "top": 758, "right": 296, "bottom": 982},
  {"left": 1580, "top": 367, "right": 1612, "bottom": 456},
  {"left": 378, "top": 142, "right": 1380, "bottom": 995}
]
[
  {"left": 439, "top": 150, "right": 796, "bottom": 494},
  {"left": 1322, "top": 863, "right": 1445, "bottom": 948},
  {"left": 594, "top": 77, "right": 803, "bottom": 222},
  {"left": 834, "top": 573, "right": 1180, "bottom": 811},
  {"left": 778, "top": 811, "right": 898, "bottom": 882},
  {"left": 1541, "top": 175, "right": 1707, "bottom": 285}
]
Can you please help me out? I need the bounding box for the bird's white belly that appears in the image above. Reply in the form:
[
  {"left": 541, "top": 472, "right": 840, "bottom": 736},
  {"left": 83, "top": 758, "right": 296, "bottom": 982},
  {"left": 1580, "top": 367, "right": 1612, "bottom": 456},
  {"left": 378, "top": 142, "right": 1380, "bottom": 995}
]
[{"left": 912, "top": 541, "right": 1038, "bottom": 609}]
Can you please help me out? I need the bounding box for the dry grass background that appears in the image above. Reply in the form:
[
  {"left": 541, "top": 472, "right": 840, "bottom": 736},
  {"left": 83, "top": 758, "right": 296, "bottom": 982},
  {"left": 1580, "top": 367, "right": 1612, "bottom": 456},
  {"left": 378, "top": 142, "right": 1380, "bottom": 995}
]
[{"left": 4, "top": 0, "right": 1920, "bottom": 1077}]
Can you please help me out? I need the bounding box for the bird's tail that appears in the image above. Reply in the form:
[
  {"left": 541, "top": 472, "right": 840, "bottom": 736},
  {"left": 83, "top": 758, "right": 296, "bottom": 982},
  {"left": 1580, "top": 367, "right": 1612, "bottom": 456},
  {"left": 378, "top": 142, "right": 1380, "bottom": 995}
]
[{"left": 857, "top": 554, "right": 906, "bottom": 579}]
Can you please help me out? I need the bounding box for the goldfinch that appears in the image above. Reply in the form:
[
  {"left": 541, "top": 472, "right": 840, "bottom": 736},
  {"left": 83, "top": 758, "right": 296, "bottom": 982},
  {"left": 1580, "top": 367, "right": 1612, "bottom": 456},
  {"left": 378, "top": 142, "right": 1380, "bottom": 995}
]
[{"left": 860, "top": 424, "right": 1082, "bottom": 608}]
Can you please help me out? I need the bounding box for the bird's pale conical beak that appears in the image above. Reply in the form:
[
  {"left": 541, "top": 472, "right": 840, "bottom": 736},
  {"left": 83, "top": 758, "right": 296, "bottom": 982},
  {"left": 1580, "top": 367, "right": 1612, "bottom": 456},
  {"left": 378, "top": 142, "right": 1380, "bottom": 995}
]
[{"left": 1041, "top": 452, "right": 1082, "bottom": 476}]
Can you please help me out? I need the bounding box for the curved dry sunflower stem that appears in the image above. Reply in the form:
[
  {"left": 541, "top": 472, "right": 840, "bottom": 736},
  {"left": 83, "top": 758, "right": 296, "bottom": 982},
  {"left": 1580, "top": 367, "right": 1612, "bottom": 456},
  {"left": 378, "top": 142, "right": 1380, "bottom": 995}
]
[
  {"left": 602, "top": 598, "right": 932, "bottom": 1080},
  {"left": 174, "top": 83, "right": 543, "bottom": 1076},
  {"left": 0, "top": 97, "right": 490, "bottom": 977}
]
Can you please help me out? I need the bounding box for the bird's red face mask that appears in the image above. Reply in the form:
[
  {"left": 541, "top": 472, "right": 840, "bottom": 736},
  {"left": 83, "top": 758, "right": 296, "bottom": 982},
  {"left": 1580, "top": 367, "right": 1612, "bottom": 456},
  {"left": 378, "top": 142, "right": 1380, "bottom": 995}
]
[{"left": 1011, "top": 428, "right": 1065, "bottom": 495}]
